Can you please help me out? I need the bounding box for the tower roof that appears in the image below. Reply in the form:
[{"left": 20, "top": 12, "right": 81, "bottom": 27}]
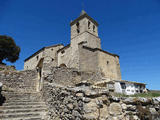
[
  {"left": 70, "top": 10, "right": 99, "bottom": 26},
  {"left": 80, "top": 10, "right": 87, "bottom": 16}
]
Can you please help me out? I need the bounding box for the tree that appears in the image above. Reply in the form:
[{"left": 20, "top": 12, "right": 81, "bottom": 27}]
[{"left": 0, "top": 35, "right": 20, "bottom": 64}]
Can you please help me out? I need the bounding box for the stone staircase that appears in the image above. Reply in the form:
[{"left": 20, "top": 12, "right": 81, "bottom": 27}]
[{"left": 0, "top": 92, "right": 48, "bottom": 120}]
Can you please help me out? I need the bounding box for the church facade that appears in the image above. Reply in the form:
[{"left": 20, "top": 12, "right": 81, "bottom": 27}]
[{"left": 24, "top": 10, "right": 121, "bottom": 81}]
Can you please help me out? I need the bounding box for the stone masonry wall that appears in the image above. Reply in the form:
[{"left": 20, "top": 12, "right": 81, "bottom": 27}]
[
  {"left": 79, "top": 45, "right": 99, "bottom": 72},
  {"left": 98, "top": 51, "right": 121, "bottom": 80},
  {"left": 0, "top": 69, "right": 39, "bottom": 92},
  {"left": 42, "top": 82, "right": 84, "bottom": 120},
  {"left": 42, "top": 81, "right": 160, "bottom": 120},
  {"left": 42, "top": 65, "right": 102, "bottom": 86}
]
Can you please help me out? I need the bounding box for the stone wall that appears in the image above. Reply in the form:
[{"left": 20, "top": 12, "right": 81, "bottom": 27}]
[
  {"left": 24, "top": 49, "right": 44, "bottom": 70},
  {"left": 42, "top": 66, "right": 102, "bottom": 86},
  {"left": 0, "top": 69, "right": 39, "bottom": 92},
  {"left": 79, "top": 44, "right": 99, "bottom": 72},
  {"left": 42, "top": 82, "right": 84, "bottom": 120},
  {"left": 57, "top": 46, "right": 76, "bottom": 68},
  {"left": 24, "top": 45, "right": 63, "bottom": 70},
  {"left": 43, "top": 45, "right": 64, "bottom": 67},
  {"left": 98, "top": 51, "right": 121, "bottom": 80},
  {"left": 42, "top": 81, "right": 160, "bottom": 120},
  {"left": 78, "top": 44, "right": 121, "bottom": 81},
  {"left": 0, "top": 64, "right": 15, "bottom": 71}
]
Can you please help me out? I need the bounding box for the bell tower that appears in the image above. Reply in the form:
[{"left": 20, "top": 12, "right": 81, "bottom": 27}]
[{"left": 70, "top": 10, "right": 101, "bottom": 49}]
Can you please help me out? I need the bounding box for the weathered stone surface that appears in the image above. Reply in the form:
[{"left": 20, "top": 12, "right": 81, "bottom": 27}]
[
  {"left": 1, "top": 66, "right": 159, "bottom": 120},
  {"left": 109, "top": 102, "right": 122, "bottom": 116},
  {"left": 109, "top": 96, "right": 120, "bottom": 102},
  {"left": 126, "top": 105, "right": 136, "bottom": 111},
  {"left": 0, "top": 69, "right": 38, "bottom": 92},
  {"left": 152, "top": 97, "right": 160, "bottom": 104},
  {"left": 42, "top": 82, "right": 84, "bottom": 120},
  {"left": 121, "top": 103, "right": 127, "bottom": 110},
  {"left": 43, "top": 67, "right": 102, "bottom": 86},
  {"left": 76, "top": 93, "right": 84, "bottom": 97},
  {"left": 83, "top": 97, "right": 91, "bottom": 103}
]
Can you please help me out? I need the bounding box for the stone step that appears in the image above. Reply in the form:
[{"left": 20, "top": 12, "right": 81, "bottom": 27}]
[
  {"left": 1, "top": 92, "right": 47, "bottom": 120},
  {"left": 1, "top": 117, "right": 43, "bottom": 120},
  {"left": 3, "top": 102, "right": 45, "bottom": 106},
  {"left": 5, "top": 95, "right": 39, "bottom": 97},
  {"left": 0, "top": 112, "right": 41, "bottom": 118},
  {"left": 0, "top": 104, "right": 47, "bottom": 109},
  {"left": 6, "top": 100, "right": 41, "bottom": 102},
  {"left": 6, "top": 97, "right": 42, "bottom": 101},
  {"left": 2, "top": 92, "right": 39, "bottom": 96},
  {"left": 2, "top": 92, "right": 41, "bottom": 97},
  {"left": 6, "top": 97, "right": 41, "bottom": 100},
  {"left": 0, "top": 112, "right": 45, "bottom": 120},
  {"left": 0, "top": 107, "right": 47, "bottom": 114}
]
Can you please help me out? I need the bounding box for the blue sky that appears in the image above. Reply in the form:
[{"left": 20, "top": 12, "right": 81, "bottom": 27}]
[{"left": 0, "top": 0, "right": 160, "bottom": 90}]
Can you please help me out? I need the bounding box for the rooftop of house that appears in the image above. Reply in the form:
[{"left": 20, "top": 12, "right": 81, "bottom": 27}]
[{"left": 114, "top": 80, "right": 146, "bottom": 85}]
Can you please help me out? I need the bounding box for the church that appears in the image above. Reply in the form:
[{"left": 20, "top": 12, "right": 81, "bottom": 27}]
[
  {"left": 24, "top": 10, "right": 146, "bottom": 95},
  {"left": 24, "top": 10, "right": 121, "bottom": 81}
]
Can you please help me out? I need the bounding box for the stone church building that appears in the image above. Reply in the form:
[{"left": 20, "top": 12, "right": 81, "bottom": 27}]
[{"left": 24, "top": 10, "right": 122, "bottom": 81}]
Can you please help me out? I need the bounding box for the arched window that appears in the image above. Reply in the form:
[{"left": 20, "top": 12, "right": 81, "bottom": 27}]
[
  {"left": 88, "top": 21, "right": 90, "bottom": 29},
  {"left": 76, "top": 22, "right": 80, "bottom": 33},
  {"left": 93, "top": 25, "right": 95, "bottom": 32},
  {"left": 36, "top": 56, "right": 39, "bottom": 60}
]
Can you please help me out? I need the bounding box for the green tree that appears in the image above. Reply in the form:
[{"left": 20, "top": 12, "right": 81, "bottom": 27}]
[{"left": 0, "top": 35, "right": 20, "bottom": 64}]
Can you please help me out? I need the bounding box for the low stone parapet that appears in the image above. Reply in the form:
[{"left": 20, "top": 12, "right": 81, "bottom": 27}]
[{"left": 42, "top": 82, "right": 160, "bottom": 120}]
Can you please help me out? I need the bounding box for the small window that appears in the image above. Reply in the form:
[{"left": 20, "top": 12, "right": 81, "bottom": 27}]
[
  {"left": 135, "top": 84, "right": 138, "bottom": 88},
  {"left": 88, "top": 21, "right": 90, "bottom": 29},
  {"left": 36, "top": 56, "right": 39, "bottom": 60},
  {"left": 107, "top": 61, "right": 109, "bottom": 65},
  {"left": 51, "top": 49, "right": 53, "bottom": 51},
  {"left": 76, "top": 22, "right": 80, "bottom": 33},
  {"left": 77, "top": 29, "right": 80, "bottom": 33},
  {"left": 76, "top": 22, "right": 79, "bottom": 28},
  {"left": 120, "top": 82, "right": 126, "bottom": 89},
  {"left": 93, "top": 25, "right": 95, "bottom": 32},
  {"left": 61, "top": 50, "right": 65, "bottom": 54},
  {"left": 52, "top": 59, "right": 54, "bottom": 61}
]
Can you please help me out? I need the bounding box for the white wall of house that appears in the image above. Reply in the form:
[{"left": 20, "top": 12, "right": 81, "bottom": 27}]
[
  {"left": 114, "top": 81, "right": 146, "bottom": 95},
  {"left": 114, "top": 82, "right": 123, "bottom": 93},
  {"left": 125, "top": 83, "right": 136, "bottom": 95}
]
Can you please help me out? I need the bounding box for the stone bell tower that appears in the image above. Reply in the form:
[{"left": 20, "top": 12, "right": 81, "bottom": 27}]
[{"left": 70, "top": 10, "right": 101, "bottom": 49}]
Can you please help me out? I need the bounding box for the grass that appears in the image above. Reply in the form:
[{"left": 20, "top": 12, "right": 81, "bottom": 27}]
[
  {"left": 131, "top": 91, "right": 160, "bottom": 98},
  {"left": 112, "top": 91, "right": 160, "bottom": 98}
]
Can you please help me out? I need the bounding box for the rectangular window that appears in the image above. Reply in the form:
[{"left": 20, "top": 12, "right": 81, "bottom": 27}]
[
  {"left": 134, "top": 84, "right": 139, "bottom": 88},
  {"left": 120, "top": 82, "right": 126, "bottom": 89}
]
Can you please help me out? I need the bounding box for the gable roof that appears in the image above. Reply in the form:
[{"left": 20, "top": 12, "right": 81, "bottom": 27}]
[
  {"left": 82, "top": 46, "right": 119, "bottom": 58},
  {"left": 114, "top": 80, "right": 146, "bottom": 85},
  {"left": 57, "top": 44, "right": 70, "bottom": 53},
  {"left": 24, "top": 44, "right": 63, "bottom": 62}
]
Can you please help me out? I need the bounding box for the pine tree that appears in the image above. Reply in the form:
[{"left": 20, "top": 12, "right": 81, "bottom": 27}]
[{"left": 0, "top": 35, "right": 20, "bottom": 64}]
